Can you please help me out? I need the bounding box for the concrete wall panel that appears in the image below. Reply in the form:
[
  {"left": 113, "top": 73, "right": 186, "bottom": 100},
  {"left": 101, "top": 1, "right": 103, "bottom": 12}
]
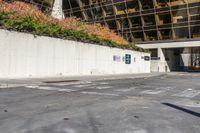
[{"left": 0, "top": 30, "right": 150, "bottom": 78}]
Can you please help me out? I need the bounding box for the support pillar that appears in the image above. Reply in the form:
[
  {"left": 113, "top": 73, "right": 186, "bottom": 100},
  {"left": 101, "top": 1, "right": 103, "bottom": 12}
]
[
  {"left": 158, "top": 47, "right": 165, "bottom": 62},
  {"left": 157, "top": 48, "right": 169, "bottom": 72},
  {"left": 51, "top": 0, "right": 64, "bottom": 19}
]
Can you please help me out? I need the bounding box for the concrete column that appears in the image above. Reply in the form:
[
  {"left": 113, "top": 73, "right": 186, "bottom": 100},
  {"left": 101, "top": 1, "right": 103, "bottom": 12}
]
[
  {"left": 51, "top": 0, "right": 64, "bottom": 19},
  {"left": 157, "top": 48, "right": 169, "bottom": 72},
  {"left": 180, "top": 48, "right": 190, "bottom": 70},
  {"left": 158, "top": 47, "right": 165, "bottom": 62}
]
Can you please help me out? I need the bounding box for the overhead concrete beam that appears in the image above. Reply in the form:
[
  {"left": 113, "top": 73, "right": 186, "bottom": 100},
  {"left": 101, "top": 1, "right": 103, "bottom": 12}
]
[{"left": 137, "top": 40, "right": 200, "bottom": 49}]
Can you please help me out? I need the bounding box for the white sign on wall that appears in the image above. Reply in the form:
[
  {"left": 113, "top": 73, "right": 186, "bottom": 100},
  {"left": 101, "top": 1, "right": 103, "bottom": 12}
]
[{"left": 113, "top": 55, "right": 121, "bottom": 62}]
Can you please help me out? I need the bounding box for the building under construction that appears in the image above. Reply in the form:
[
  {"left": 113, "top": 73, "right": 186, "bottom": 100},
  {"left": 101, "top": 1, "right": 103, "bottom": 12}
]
[
  {"left": 10, "top": 0, "right": 200, "bottom": 72},
  {"left": 60, "top": 0, "right": 200, "bottom": 43},
  {"left": 51, "top": 0, "right": 199, "bottom": 72}
]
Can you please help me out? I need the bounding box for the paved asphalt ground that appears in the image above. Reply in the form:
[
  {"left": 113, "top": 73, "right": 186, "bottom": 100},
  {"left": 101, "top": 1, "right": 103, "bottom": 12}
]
[{"left": 0, "top": 73, "right": 200, "bottom": 133}]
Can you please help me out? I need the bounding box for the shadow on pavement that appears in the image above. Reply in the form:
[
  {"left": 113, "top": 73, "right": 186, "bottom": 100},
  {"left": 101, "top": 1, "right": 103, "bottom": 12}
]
[{"left": 162, "top": 103, "right": 200, "bottom": 117}]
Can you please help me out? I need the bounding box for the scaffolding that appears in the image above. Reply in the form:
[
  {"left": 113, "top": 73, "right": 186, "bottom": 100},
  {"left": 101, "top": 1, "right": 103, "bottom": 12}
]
[{"left": 60, "top": 0, "right": 200, "bottom": 43}]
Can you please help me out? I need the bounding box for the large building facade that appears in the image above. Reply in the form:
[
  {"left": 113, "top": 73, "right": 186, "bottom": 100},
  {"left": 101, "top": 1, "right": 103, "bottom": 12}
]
[
  {"left": 50, "top": 0, "right": 200, "bottom": 72},
  {"left": 60, "top": 0, "right": 200, "bottom": 43}
]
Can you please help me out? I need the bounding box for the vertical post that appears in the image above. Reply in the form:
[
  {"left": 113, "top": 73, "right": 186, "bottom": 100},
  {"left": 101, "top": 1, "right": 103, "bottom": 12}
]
[
  {"left": 158, "top": 48, "right": 165, "bottom": 62},
  {"left": 186, "top": 0, "right": 191, "bottom": 39},
  {"left": 52, "top": 0, "right": 64, "bottom": 19},
  {"left": 77, "top": 0, "right": 87, "bottom": 20},
  {"left": 138, "top": 0, "right": 147, "bottom": 41},
  {"left": 153, "top": 0, "right": 162, "bottom": 40},
  {"left": 157, "top": 47, "right": 168, "bottom": 72}
]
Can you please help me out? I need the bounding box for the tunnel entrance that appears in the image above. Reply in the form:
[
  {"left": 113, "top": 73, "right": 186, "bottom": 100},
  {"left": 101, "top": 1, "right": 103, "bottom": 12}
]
[{"left": 149, "top": 47, "right": 200, "bottom": 72}]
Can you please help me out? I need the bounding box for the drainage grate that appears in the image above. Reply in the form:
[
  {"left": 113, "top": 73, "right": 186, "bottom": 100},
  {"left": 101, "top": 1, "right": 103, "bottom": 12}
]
[{"left": 43, "top": 80, "right": 79, "bottom": 83}]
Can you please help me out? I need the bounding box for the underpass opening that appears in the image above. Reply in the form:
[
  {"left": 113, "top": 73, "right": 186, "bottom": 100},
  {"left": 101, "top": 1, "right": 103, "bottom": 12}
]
[{"left": 149, "top": 47, "right": 200, "bottom": 72}]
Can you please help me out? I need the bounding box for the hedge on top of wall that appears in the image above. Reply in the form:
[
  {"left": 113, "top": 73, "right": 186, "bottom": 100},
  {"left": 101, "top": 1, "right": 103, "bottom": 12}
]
[{"left": 0, "top": 1, "right": 145, "bottom": 52}]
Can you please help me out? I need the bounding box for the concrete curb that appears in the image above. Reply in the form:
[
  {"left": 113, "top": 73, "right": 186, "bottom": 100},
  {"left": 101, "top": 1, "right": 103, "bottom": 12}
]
[{"left": 0, "top": 73, "right": 166, "bottom": 88}]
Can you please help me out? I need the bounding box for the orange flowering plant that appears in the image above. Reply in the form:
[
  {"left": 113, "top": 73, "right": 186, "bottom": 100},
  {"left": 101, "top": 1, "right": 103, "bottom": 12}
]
[{"left": 0, "top": 1, "right": 143, "bottom": 51}]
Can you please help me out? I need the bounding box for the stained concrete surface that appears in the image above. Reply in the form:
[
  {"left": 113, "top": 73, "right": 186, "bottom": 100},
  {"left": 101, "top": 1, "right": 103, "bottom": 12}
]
[{"left": 0, "top": 73, "right": 200, "bottom": 133}]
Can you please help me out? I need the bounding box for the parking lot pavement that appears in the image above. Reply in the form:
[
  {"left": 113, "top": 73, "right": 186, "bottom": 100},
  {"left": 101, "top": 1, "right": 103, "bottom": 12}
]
[{"left": 0, "top": 72, "right": 200, "bottom": 133}]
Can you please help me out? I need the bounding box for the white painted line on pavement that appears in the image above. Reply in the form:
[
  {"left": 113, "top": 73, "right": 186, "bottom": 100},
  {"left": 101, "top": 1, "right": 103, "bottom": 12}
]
[
  {"left": 175, "top": 99, "right": 200, "bottom": 108},
  {"left": 57, "top": 89, "right": 75, "bottom": 92},
  {"left": 156, "top": 86, "right": 176, "bottom": 91},
  {"left": 99, "top": 82, "right": 109, "bottom": 85},
  {"left": 26, "top": 86, "right": 75, "bottom": 92},
  {"left": 140, "top": 86, "right": 176, "bottom": 95},
  {"left": 26, "top": 85, "right": 39, "bottom": 89},
  {"left": 173, "top": 89, "right": 200, "bottom": 98},
  {"left": 81, "top": 91, "right": 119, "bottom": 96},
  {"left": 96, "top": 86, "right": 112, "bottom": 90},
  {"left": 73, "top": 84, "right": 96, "bottom": 88},
  {"left": 115, "top": 87, "right": 136, "bottom": 92},
  {"left": 141, "top": 90, "right": 164, "bottom": 94}
]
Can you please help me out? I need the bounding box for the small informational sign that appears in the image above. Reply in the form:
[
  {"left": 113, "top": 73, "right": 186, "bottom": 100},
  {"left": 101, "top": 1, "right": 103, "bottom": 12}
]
[
  {"left": 144, "top": 56, "right": 150, "bottom": 61},
  {"left": 113, "top": 55, "right": 121, "bottom": 62},
  {"left": 125, "top": 54, "right": 131, "bottom": 64},
  {"left": 122, "top": 56, "right": 125, "bottom": 62}
]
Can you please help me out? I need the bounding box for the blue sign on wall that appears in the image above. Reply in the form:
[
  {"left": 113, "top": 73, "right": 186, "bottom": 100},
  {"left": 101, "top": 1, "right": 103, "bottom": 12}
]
[{"left": 125, "top": 54, "right": 131, "bottom": 64}]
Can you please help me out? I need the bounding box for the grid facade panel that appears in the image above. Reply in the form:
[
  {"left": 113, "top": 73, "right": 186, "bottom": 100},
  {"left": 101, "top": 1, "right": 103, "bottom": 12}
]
[
  {"left": 19, "top": 0, "right": 200, "bottom": 43},
  {"left": 62, "top": 0, "right": 200, "bottom": 43}
]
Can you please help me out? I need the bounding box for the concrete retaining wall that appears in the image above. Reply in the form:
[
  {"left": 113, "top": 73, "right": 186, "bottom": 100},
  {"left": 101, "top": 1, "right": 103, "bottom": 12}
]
[
  {"left": 0, "top": 29, "right": 150, "bottom": 78},
  {"left": 151, "top": 61, "right": 169, "bottom": 72}
]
